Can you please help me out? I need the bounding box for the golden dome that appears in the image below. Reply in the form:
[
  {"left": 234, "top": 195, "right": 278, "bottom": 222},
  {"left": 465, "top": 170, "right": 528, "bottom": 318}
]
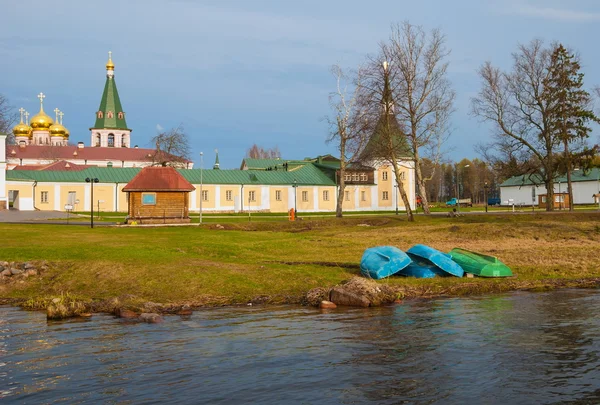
[
  {"left": 64, "top": 128, "right": 70, "bottom": 138},
  {"left": 30, "top": 108, "right": 54, "bottom": 130},
  {"left": 49, "top": 123, "right": 67, "bottom": 137},
  {"left": 106, "top": 51, "right": 114, "bottom": 71},
  {"left": 12, "top": 122, "right": 31, "bottom": 137}
]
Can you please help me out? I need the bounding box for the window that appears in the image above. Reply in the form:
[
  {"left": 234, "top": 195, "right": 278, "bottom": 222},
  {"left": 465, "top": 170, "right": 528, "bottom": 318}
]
[
  {"left": 41, "top": 191, "right": 48, "bottom": 204},
  {"left": 361, "top": 191, "right": 366, "bottom": 201},
  {"left": 345, "top": 190, "right": 350, "bottom": 201},
  {"left": 202, "top": 190, "right": 209, "bottom": 201},
  {"left": 360, "top": 173, "right": 367, "bottom": 182},
  {"left": 382, "top": 171, "right": 388, "bottom": 181},
  {"left": 107, "top": 162, "right": 113, "bottom": 168},
  {"left": 323, "top": 190, "right": 329, "bottom": 201},
  {"left": 96, "top": 134, "right": 101, "bottom": 147},
  {"left": 67, "top": 191, "right": 76, "bottom": 205},
  {"left": 352, "top": 173, "right": 359, "bottom": 181},
  {"left": 118, "top": 112, "right": 124, "bottom": 119},
  {"left": 275, "top": 190, "right": 282, "bottom": 201},
  {"left": 344, "top": 173, "right": 351, "bottom": 182},
  {"left": 541, "top": 196, "right": 547, "bottom": 203},
  {"left": 121, "top": 134, "right": 127, "bottom": 147},
  {"left": 555, "top": 195, "right": 564, "bottom": 203},
  {"left": 107, "top": 134, "right": 115, "bottom": 147},
  {"left": 142, "top": 193, "right": 156, "bottom": 205},
  {"left": 97, "top": 111, "right": 103, "bottom": 119},
  {"left": 382, "top": 191, "right": 389, "bottom": 200},
  {"left": 226, "top": 190, "right": 233, "bottom": 201},
  {"left": 302, "top": 191, "right": 308, "bottom": 202},
  {"left": 399, "top": 172, "right": 405, "bottom": 180},
  {"left": 107, "top": 111, "right": 114, "bottom": 119},
  {"left": 249, "top": 191, "right": 256, "bottom": 202}
]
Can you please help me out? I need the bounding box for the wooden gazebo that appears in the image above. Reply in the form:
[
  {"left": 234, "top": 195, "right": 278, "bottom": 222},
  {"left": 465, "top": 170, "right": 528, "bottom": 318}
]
[{"left": 123, "top": 166, "right": 195, "bottom": 224}]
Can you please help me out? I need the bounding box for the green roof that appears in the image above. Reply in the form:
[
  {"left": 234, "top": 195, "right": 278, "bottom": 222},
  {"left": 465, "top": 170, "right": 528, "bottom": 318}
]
[
  {"left": 241, "top": 158, "right": 286, "bottom": 170},
  {"left": 7, "top": 164, "right": 336, "bottom": 186},
  {"left": 92, "top": 76, "right": 129, "bottom": 130},
  {"left": 500, "top": 168, "right": 600, "bottom": 187}
]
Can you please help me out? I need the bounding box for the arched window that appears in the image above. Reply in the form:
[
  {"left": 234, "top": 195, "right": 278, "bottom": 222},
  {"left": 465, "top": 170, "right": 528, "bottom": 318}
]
[
  {"left": 107, "top": 111, "right": 114, "bottom": 119},
  {"left": 118, "top": 112, "right": 124, "bottom": 119},
  {"left": 107, "top": 162, "right": 113, "bottom": 168},
  {"left": 96, "top": 134, "right": 101, "bottom": 147},
  {"left": 108, "top": 134, "right": 115, "bottom": 147},
  {"left": 121, "top": 134, "right": 127, "bottom": 147},
  {"left": 97, "top": 111, "right": 103, "bottom": 119}
]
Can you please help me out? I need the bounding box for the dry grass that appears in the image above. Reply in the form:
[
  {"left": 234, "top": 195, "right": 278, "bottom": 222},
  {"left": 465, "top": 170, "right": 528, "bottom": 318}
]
[{"left": 1, "top": 212, "right": 599, "bottom": 308}]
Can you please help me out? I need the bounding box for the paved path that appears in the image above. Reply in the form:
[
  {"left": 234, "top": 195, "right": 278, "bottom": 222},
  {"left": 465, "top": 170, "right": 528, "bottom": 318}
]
[{"left": 0, "top": 210, "right": 83, "bottom": 223}]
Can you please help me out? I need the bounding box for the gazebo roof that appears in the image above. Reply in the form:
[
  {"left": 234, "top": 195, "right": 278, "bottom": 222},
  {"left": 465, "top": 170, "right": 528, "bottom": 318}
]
[{"left": 122, "top": 166, "right": 195, "bottom": 192}]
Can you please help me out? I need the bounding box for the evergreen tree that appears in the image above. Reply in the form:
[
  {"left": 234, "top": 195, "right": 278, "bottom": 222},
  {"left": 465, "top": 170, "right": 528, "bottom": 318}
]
[{"left": 543, "top": 44, "right": 599, "bottom": 210}]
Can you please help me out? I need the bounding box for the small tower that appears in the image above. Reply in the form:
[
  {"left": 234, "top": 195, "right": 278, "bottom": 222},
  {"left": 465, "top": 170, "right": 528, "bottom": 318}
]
[
  {"left": 49, "top": 108, "right": 68, "bottom": 146},
  {"left": 213, "top": 149, "right": 220, "bottom": 170},
  {"left": 89, "top": 51, "right": 132, "bottom": 148},
  {"left": 13, "top": 107, "right": 32, "bottom": 145}
]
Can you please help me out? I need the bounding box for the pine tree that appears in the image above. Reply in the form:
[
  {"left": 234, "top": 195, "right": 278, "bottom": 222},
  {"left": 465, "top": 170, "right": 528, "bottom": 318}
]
[{"left": 543, "top": 44, "right": 599, "bottom": 210}]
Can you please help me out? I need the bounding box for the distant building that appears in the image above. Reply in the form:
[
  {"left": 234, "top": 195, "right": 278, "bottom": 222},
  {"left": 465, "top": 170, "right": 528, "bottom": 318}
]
[
  {"left": 7, "top": 52, "right": 192, "bottom": 170},
  {"left": 500, "top": 169, "right": 600, "bottom": 206}
]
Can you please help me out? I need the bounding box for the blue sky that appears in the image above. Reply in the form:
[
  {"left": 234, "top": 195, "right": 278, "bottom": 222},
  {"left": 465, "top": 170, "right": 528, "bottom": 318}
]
[{"left": 2, "top": 0, "right": 599, "bottom": 168}]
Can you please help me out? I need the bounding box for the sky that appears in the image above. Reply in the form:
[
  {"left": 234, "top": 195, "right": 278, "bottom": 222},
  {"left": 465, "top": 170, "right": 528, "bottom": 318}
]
[{"left": 2, "top": 0, "right": 600, "bottom": 169}]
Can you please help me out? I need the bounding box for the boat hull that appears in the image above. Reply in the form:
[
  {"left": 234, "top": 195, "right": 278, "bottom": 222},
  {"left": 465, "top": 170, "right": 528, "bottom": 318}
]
[
  {"left": 406, "top": 244, "right": 465, "bottom": 278},
  {"left": 360, "top": 246, "right": 411, "bottom": 280},
  {"left": 449, "top": 248, "right": 513, "bottom": 277},
  {"left": 398, "top": 253, "right": 439, "bottom": 278}
]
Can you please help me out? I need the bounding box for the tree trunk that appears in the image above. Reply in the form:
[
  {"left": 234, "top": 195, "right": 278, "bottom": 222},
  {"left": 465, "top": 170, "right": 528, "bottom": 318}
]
[
  {"left": 413, "top": 151, "right": 431, "bottom": 214},
  {"left": 546, "top": 179, "right": 555, "bottom": 212},
  {"left": 336, "top": 179, "right": 345, "bottom": 218},
  {"left": 390, "top": 162, "right": 414, "bottom": 221},
  {"left": 563, "top": 139, "right": 574, "bottom": 211}
]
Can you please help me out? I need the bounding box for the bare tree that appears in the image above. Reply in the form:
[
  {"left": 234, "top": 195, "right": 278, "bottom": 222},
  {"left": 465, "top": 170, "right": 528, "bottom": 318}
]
[
  {"left": 326, "top": 65, "right": 369, "bottom": 217},
  {"left": 359, "top": 58, "right": 414, "bottom": 221},
  {"left": 384, "top": 22, "right": 455, "bottom": 214},
  {"left": 0, "top": 94, "right": 17, "bottom": 144},
  {"left": 472, "top": 40, "right": 560, "bottom": 211},
  {"left": 246, "top": 144, "right": 281, "bottom": 159},
  {"left": 151, "top": 124, "right": 191, "bottom": 167}
]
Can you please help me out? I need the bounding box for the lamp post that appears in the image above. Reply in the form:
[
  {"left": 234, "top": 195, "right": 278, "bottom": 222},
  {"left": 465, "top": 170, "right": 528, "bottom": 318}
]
[
  {"left": 199, "top": 152, "right": 203, "bottom": 225},
  {"left": 484, "top": 181, "right": 489, "bottom": 213},
  {"left": 456, "top": 164, "right": 470, "bottom": 214},
  {"left": 293, "top": 180, "right": 298, "bottom": 215},
  {"left": 85, "top": 177, "right": 99, "bottom": 228}
]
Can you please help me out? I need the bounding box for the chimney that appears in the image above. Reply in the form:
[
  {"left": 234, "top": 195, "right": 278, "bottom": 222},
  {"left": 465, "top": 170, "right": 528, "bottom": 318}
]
[{"left": 78, "top": 142, "right": 84, "bottom": 149}]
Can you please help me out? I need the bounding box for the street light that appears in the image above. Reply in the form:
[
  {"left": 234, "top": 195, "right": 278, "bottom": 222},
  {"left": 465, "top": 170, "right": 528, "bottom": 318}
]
[
  {"left": 484, "top": 181, "right": 489, "bottom": 213},
  {"left": 85, "top": 177, "right": 99, "bottom": 228},
  {"left": 293, "top": 179, "right": 298, "bottom": 216},
  {"left": 199, "top": 152, "right": 203, "bottom": 225},
  {"left": 456, "top": 164, "right": 470, "bottom": 214}
]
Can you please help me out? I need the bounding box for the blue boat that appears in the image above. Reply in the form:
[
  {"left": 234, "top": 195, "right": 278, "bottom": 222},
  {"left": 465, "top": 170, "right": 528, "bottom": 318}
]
[
  {"left": 360, "top": 246, "right": 412, "bottom": 279},
  {"left": 406, "top": 244, "right": 465, "bottom": 278},
  {"left": 397, "top": 253, "right": 439, "bottom": 278}
]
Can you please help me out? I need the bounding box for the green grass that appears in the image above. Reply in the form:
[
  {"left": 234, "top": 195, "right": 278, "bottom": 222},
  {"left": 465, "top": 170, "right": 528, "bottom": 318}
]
[{"left": 2, "top": 212, "right": 600, "bottom": 307}]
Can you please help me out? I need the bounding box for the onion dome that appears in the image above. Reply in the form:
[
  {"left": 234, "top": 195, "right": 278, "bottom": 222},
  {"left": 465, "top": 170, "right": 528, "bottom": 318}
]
[
  {"left": 106, "top": 52, "right": 115, "bottom": 71},
  {"left": 13, "top": 108, "right": 31, "bottom": 137},
  {"left": 30, "top": 93, "right": 54, "bottom": 130},
  {"left": 49, "top": 108, "right": 67, "bottom": 137}
]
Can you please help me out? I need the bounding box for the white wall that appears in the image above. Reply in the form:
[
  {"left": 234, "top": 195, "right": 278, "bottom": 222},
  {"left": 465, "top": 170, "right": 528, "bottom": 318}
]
[
  {"left": 0, "top": 134, "right": 7, "bottom": 206},
  {"left": 501, "top": 180, "right": 600, "bottom": 205}
]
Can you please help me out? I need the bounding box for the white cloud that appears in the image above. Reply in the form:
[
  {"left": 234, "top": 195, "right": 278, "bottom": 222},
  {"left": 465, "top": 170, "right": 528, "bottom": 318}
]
[
  {"left": 503, "top": 3, "right": 600, "bottom": 22},
  {"left": 156, "top": 124, "right": 163, "bottom": 132}
]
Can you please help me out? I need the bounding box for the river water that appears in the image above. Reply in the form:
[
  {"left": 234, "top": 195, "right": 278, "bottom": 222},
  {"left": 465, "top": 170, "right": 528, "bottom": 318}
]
[{"left": 2, "top": 289, "right": 600, "bottom": 404}]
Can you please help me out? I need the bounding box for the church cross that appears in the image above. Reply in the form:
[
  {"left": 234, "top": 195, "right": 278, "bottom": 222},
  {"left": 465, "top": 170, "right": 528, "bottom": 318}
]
[
  {"left": 38, "top": 92, "right": 45, "bottom": 105},
  {"left": 54, "top": 107, "right": 60, "bottom": 121},
  {"left": 59, "top": 111, "right": 64, "bottom": 124},
  {"left": 108, "top": 51, "right": 112, "bottom": 60},
  {"left": 19, "top": 107, "right": 25, "bottom": 122},
  {"left": 25, "top": 111, "right": 29, "bottom": 125}
]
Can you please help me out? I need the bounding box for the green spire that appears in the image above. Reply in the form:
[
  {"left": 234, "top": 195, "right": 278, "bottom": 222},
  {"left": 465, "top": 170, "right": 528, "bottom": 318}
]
[
  {"left": 213, "top": 149, "right": 220, "bottom": 170},
  {"left": 92, "top": 54, "right": 129, "bottom": 130}
]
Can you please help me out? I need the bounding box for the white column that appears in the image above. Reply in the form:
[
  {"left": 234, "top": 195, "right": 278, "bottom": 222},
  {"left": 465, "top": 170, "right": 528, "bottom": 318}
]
[
  {"left": 84, "top": 183, "right": 91, "bottom": 212},
  {"left": 288, "top": 186, "right": 295, "bottom": 210},
  {"left": 354, "top": 186, "right": 360, "bottom": 210},
  {"left": 54, "top": 184, "right": 61, "bottom": 210},
  {"left": 215, "top": 185, "right": 221, "bottom": 210},
  {"left": 313, "top": 186, "right": 319, "bottom": 212},
  {"left": 261, "top": 186, "right": 269, "bottom": 210}
]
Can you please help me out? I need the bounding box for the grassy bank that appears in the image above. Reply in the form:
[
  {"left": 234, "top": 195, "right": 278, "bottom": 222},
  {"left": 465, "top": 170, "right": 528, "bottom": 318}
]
[{"left": 1, "top": 212, "right": 599, "bottom": 309}]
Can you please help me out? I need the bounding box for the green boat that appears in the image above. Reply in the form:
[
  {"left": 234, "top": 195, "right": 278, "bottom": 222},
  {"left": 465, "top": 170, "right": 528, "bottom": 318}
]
[{"left": 449, "top": 248, "right": 513, "bottom": 277}]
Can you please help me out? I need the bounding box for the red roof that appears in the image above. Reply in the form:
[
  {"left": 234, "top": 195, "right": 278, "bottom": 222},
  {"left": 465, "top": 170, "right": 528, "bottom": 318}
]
[
  {"left": 123, "top": 166, "right": 196, "bottom": 192},
  {"left": 6, "top": 145, "right": 192, "bottom": 164},
  {"left": 15, "top": 161, "right": 95, "bottom": 171}
]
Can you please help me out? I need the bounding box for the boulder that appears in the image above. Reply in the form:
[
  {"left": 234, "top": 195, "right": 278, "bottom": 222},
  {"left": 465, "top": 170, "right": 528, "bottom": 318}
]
[
  {"left": 10, "top": 268, "right": 23, "bottom": 275},
  {"left": 25, "top": 269, "right": 38, "bottom": 277},
  {"left": 304, "top": 287, "right": 329, "bottom": 307},
  {"left": 24, "top": 262, "right": 36, "bottom": 270},
  {"left": 320, "top": 300, "right": 337, "bottom": 309},
  {"left": 139, "top": 313, "right": 163, "bottom": 323},
  {"left": 1, "top": 269, "right": 11, "bottom": 277},
  {"left": 330, "top": 287, "right": 371, "bottom": 307}
]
